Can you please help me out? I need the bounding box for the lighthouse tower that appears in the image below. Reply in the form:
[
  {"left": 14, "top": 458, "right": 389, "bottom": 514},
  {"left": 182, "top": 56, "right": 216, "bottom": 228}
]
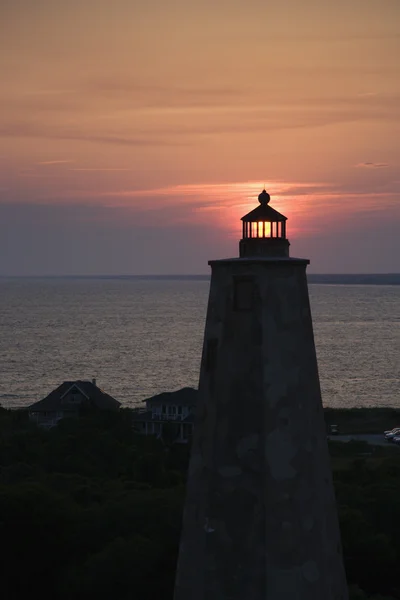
[{"left": 174, "top": 191, "right": 348, "bottom": 600}]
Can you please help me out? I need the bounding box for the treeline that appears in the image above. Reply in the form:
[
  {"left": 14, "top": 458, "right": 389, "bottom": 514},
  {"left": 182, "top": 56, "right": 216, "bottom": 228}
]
[
  {"left": 0, "top": 407, "right": 399, "bottom": 599},
  {"left": 330, "top": 440, "right": 400, "bottom": 599}
]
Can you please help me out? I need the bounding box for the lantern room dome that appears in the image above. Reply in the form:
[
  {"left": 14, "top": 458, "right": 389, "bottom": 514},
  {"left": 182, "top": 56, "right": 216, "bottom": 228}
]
[
  {"left": 239, "top": 190, "right": 290, "bottom": 258},
  {"left": 258, "top": 189, "right": 270, "bottom": 204},
  {"left": 241, "top": 192, "right": 286, "bottom": 224}
]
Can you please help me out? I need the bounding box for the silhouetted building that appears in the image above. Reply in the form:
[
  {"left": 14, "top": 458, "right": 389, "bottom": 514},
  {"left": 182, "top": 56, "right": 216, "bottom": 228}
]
[
  {"left": 132, "top": 387, "right": 196, "bottom": 442},
  {"left": 28, "top": 379, "right": 120, "bottom": 427},
  {"left": 174, "top": 191, "right": 348, "bottom": 600}
]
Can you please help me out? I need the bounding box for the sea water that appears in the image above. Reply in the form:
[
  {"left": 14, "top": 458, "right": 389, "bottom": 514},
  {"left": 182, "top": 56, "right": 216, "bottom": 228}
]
[{"left": 0, "top": 276, "right": 399, "bottom": 409}]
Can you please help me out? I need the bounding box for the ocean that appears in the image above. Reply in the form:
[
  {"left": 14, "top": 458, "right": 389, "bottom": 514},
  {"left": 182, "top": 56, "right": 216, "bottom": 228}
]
[{"left": 0, "top": 276, "right": 399, "bottom": 410}]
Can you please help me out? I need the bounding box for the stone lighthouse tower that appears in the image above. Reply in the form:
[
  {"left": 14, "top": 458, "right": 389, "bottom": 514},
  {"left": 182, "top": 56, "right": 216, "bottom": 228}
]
[{"left": 174, "top": 191, "right": 348, "bottom": 600}]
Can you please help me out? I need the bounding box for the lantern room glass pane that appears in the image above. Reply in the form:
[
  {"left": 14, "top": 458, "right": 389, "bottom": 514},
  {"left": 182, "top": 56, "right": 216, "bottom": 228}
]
[
  {"left": 243, "top": 220, "right": 286, "bottom": 239},
  {"left": 253, "top": 221, "right": 272, "bottom": 238}
]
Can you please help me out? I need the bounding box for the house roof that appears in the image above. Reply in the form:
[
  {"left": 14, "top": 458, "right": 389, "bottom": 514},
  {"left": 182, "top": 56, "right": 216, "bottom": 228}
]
[
  {"left": 28, "top": 380, "right": 121, "bottom": 412},
  {"left": 143, "top": 387, "right": 197, "bottom": 407}
]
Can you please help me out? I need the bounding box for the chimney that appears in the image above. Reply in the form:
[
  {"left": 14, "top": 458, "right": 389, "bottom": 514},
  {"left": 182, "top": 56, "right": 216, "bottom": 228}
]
[{"left": 92, "top": 378, "right": 97, "bottom": 386}]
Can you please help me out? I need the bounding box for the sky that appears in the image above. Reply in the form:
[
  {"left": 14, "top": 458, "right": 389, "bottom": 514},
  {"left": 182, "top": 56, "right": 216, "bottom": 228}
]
[{"left": 0, "top": 0, "right": 399, "bottom": 274}]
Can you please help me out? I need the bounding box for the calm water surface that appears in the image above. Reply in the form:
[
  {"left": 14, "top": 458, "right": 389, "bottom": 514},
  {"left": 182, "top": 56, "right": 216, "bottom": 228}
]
[{"left": 0, "top": 278, "right": 399, "bottom": 409}]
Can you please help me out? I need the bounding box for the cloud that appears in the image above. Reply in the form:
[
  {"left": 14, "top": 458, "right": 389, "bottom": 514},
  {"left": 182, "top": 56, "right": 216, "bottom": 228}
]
[
  {"left": 37, "top": 160, "right": 75, "bottom": 166},
  {"left": 0, "top": 122, "right": 191, "bottom": 147},
  {"left": 10, "top": 178, "right": 398, "bottom": 222},
  {"left": 1, "top": 96, "right": 399, "bottom": 147},
  {"left": 84, "top": 78, "right": 239, "bottom": 99},
  {"left": 69, "top": 168, "right": 132, "bottom": 172},
  {"left": 0, "top": 82, "right": 399, "bottom": 157},
  {"left": 2, "top": 76, "right": 400, "bottom": 147},
  {"left": 356, "top": 162, "right": 390, "bottom": 169}
]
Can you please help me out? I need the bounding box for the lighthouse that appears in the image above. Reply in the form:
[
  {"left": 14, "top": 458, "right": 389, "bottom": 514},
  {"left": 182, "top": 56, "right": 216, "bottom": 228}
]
[{"left": 174, "top": 191, "right": 348, "bottom": 600}]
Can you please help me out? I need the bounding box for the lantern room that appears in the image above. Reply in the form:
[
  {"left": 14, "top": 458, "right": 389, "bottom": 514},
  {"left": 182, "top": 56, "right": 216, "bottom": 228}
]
[{"left": 239, "top": 190, "right": 290, "bottom": 258}]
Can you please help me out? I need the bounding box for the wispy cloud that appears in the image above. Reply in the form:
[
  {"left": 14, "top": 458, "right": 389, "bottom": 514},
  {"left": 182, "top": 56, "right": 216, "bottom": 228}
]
[
  {"left": 37, "top": 160, "right": 75, "bottom": 166},
  {"left": 84, "top": 78, "right": 239, "bottom": 99},
  {"left": 2, "top": 87, "right": 400, "bottom": 148},
  {"left": 1, "top": 177, "right": 399, "bottom": 249},
  {"left": 0, "top": 122, "right": 191, "bottom": 147},
  {"left": 93, "top": 180, "right": 310, "bottom": 205},
  {"left": 356, "top": 162, "right": 390, "bottom": 169},
  {"left": 92, "top": 180, "right": 334, "bottom": 207},
  {"left": 70, "top": 168, "right": 132, "bottom": 172},
  {"left": 56, "top": 180, "right": 334, "bottom": 234},
  {"left": 357, "top": 92, "right": 379, "bottom": 97}
]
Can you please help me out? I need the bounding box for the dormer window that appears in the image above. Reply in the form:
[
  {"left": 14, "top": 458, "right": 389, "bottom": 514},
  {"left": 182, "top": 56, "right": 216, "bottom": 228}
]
[
  {"left": 60, "top": 383, "right": 89, "bottom": 405},
  {"left": 70, "top": 391, "right": 82, "bottom": 403}
]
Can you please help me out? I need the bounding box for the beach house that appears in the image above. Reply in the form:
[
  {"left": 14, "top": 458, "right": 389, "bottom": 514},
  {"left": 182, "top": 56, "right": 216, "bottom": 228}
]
[
  {"left": 28, "top": 379, "right": 121, "bottom": 427},
  {"left": 132, "top": 387, "right": 196, "bottom": 443}
]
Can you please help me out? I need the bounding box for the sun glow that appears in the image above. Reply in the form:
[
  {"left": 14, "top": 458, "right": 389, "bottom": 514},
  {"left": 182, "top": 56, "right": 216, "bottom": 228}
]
[
  {"left": 259, "top": 221, "right": 271, "bottom": 237},
  {"left": 53, "top": 178, "right": 343, "bottom": 238}
]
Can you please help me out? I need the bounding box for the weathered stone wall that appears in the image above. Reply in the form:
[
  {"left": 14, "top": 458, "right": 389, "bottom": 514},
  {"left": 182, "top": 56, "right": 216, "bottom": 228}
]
[{"left": 174, "top": 258, "right": 348, "bottom": 600}]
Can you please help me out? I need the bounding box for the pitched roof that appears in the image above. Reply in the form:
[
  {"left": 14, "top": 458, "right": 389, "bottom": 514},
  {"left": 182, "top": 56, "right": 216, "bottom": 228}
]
[
  {"left": 28, "top": 380, "right": 121, "bottom": 412},
  {"left": 241, "top": 203, "right": 287, "bottom": 222},
  {"left": 143, "top": 387, "right": 197, "bottom": 407}
]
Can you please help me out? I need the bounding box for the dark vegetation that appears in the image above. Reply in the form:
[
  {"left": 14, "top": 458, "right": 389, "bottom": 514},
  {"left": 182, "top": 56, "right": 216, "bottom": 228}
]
[
  {"left": 324, "top": 407, "right": 400, "bottom": 435},
  {"left": 0, "top": 406, "right": 399, "bottom": 600}
]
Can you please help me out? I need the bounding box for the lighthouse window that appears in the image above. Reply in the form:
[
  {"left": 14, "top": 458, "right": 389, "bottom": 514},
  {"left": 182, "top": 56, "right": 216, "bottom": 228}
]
[{"left": 233, "top": 277, "right": 254, "bottom": 311}]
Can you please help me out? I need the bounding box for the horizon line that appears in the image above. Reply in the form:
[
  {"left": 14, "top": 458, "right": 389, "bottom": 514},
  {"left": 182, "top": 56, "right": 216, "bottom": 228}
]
[{"left": 1, "top": 273, "right": 399, "bottom": 279}]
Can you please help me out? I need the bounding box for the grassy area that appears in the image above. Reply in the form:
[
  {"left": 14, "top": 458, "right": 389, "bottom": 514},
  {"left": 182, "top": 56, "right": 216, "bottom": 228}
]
[{"left": 324, "top": 407, "right": 400, "bottom": 434}]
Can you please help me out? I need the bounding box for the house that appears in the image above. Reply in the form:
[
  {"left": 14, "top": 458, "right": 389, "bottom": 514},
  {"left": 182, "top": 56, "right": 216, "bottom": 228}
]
[
  {"left": 132, "top": 387, "right": 197, "bottom": 443},
  {"left": 28, "top": 379, "right": 121, "bottom": 427}
]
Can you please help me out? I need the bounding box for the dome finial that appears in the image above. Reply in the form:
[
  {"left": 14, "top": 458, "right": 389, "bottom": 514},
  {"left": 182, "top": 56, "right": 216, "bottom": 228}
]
[{"left": 258, "top": 189, "right": 270, "bottom": 205}]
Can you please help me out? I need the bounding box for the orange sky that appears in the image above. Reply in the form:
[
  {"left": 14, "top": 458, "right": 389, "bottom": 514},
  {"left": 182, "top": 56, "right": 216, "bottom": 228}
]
[{"left": 0, "top": 0, "right": 399, "bottom": 274}]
